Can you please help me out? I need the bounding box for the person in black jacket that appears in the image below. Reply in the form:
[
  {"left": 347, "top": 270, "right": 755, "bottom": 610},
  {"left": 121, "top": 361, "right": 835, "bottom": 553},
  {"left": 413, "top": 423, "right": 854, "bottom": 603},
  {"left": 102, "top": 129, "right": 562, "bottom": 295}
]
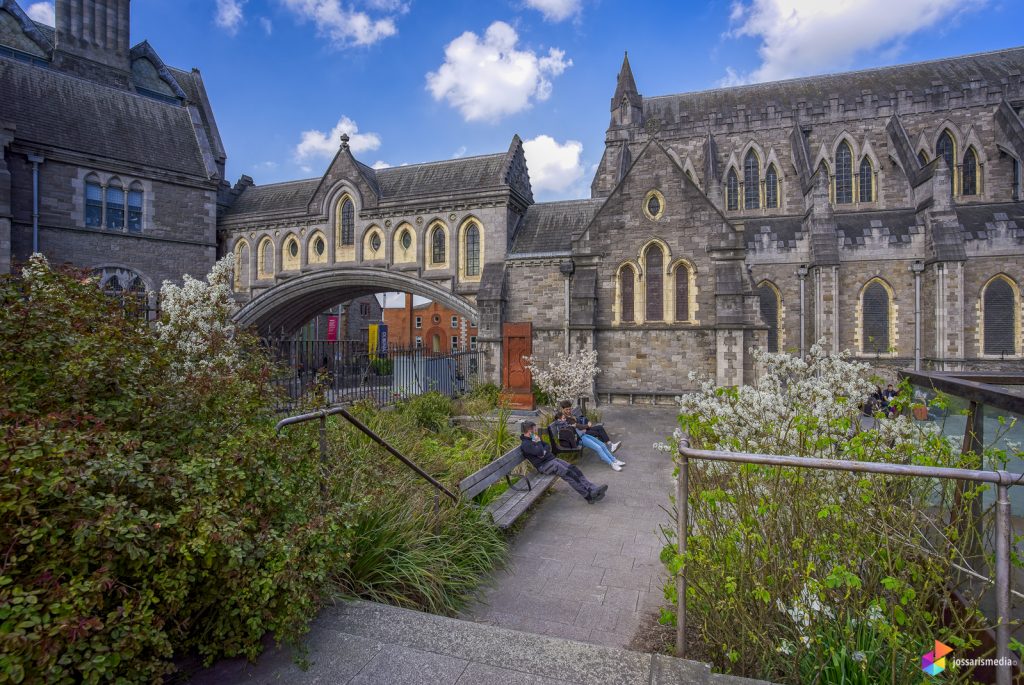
[
  {"left": 520, "top": 421, "right": 607, "bottom": 503},
  {"left": 557, "top": 400, "right": 620, "bottom": 453}
]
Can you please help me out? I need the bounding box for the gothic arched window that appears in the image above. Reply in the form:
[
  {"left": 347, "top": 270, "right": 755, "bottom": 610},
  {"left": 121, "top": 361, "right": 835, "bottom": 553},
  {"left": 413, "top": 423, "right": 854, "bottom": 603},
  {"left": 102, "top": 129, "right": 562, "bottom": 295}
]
[
  {"left": 645, "top": 245, "right": 664, "bottom": 322},
  {"left": 619, "top": 265, "right": 635, "bottom": 324},
  {"left": 465, "top": 223, "right": 480, "bottom": 277},
  {"left": 962, "top": 147, "right": 978, "bottom": 196},
  {"left": 106, "top": 180, "right": 125, "bottom": 229},
  {"left": 936, "top": 130, "right": 955, "bottom": 173},
  {"left": 726, "top": 168, "right": 739, "bottom": 211},
  {"left": 339, "top": 198, "right": 355, "bottom": 246},
  {"left": 765, "top": 164, "right": 779, "bottom": 209},
  {"left": 862, "top": 280, "right": 891, "bottom": 354},
  {"left": 234, "top": 240, "right": 250, "bottom": 291},
  {"left": 127, "top": 182, "right": 144, "bottom": 232},
  {"left": 431, "top": 226, "right": 446, "bottom": 264},
  {"left": 918, "top": 150, "right": 929, "bottom": 167},
  {"left": 756, "top": 282, "right": 781, "bottom": 352},
  {"left": 835, "top": 142, "right": 853, "bottom": 204},
  {"left": 258, "top": 237, "right": 274, "bottom": 279},
  {"left": 85, "top": 175, "right": 103, "bottom": 228},
  {"left": 744, "top": 150, "right": 760, "bottom": 210},
  {"left": 983, "top": 276, "right": 1018, "bottom": 356},
  {"left": 859, "top": 158, "right": 873, "bottom": 203},
  {"left": 675, "top": 263, "right": 691, "bottom": 322}
]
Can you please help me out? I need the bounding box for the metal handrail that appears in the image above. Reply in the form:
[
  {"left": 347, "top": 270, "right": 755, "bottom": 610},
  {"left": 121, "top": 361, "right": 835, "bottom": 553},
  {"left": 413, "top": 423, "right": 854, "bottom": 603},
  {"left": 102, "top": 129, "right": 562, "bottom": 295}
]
[
  {"left": 276, "top": 406, "right": 458, "bottom": 503},
  {"left": 674, "top": 439, "right": 1023, "bottom": 685}
]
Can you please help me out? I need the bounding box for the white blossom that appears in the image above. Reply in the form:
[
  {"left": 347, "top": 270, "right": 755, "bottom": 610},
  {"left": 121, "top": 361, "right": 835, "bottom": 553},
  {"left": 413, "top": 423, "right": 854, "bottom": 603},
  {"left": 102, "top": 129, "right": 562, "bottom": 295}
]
[
  {"left": 526, "top": 348, "right": 601, "bottom": 405},
  {"left": 155, "top": 258, "right": 241, "bottom": 380}
]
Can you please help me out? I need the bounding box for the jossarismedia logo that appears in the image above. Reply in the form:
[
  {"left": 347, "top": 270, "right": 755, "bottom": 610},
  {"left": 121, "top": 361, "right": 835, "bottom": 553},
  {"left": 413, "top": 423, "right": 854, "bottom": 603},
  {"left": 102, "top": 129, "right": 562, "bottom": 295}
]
[{"left": 922, "top": 640, "right": 953, "bottom": 675}]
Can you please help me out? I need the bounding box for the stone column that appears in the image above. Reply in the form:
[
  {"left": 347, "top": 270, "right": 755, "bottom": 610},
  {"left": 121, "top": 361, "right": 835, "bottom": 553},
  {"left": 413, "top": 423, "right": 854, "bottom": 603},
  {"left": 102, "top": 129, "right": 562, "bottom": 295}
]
[
  {"left": 708, "top": 223, "right": 752, "bottom": 387},
  {"left": 475, "top": 263, "right": 507, "bottom": 386},
  {"left": 932, "top": 260, "right": 966, "bottom": 370},
  {"left": 812, "top": 265, "right": 840, "bottom": 354}
]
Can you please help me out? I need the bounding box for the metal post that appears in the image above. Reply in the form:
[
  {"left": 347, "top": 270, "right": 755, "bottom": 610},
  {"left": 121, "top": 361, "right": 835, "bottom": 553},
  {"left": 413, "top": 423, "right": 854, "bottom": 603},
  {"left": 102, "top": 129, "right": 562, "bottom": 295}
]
[
  {"left": 676, "top": 440, "right": 689, "bottom": 658},
  {"left": 996, "top": 480, "right": 1011, "bottom": 685}
]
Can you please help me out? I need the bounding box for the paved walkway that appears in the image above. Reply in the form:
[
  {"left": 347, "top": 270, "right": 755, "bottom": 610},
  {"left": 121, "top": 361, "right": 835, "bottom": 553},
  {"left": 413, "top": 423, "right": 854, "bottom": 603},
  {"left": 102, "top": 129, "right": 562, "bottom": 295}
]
[{"left": 461, "top": 404, "right": 680, "bottom": 648}]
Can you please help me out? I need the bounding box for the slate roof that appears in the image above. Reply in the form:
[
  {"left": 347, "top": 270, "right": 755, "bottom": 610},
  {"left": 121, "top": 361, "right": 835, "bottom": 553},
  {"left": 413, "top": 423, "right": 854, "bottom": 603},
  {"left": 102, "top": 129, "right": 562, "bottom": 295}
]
[
  {"left": 835, "top": 210, "right": 921, "bottom": 246},
  {"left": 646, "top": 46, "right": 1024, "bottom": 131},
  {"left": 0, "top": 56, "right": 214, "bottom": 178},
  {"left": 375, "top": 153, "right": 508, "bottom": 199},
  {"left": 226, "top": 178, "right": 320, "bottom": 216},
  {"left": 224, "top": 153, "right": 516, "bottom": 219},
  {"left": 744, "top": 217, "right": 805, "bottom": 250},
  {"left": 511, "top": 199, "right": 605, "bottom": 254},
  {"left": 957, "top": 203, "right": 1024, "bottom": 242}
]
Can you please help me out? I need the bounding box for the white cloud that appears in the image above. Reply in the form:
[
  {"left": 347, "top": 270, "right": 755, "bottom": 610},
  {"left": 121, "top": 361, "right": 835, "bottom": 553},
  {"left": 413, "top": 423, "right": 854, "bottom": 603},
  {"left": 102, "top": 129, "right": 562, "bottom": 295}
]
[
  {"left": 25, "top": 1, "right": 55, "bottom": 25},
  {"left": 281, "top": 0, "right": 398, "bottom": 47},
  {"left": 452, "top": 146, "right": 467, "bottom": 159},
  {"left": 723, "top": 0, "right": 985, "bottom": 83},
  {"left": 371, "top": 160, "right": 392, "bottom": 169},
  {"left": 215, "top": 0, "right": 246, "bottom": 35},
  {"left": 259, "top": 17, "right": 273, "bottom": 35},
  {"left": 525, "top": 0, "right": 582, "bottom": 22},
  {"left": 426, "top": 21, "right": 571, "bottom": 122},
  {"left": 522, "top": 135, "right": 584, "bottom": 197},
  {"left": 295, "top": 116, "right": 382, "bottom": 162}
]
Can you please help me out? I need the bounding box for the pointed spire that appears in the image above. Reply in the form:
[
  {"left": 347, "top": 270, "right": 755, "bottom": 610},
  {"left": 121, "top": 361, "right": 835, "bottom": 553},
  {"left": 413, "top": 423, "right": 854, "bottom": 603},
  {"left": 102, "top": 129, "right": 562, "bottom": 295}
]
[{"left": 611, "top": 51, "right": 641, "bottom": 111}]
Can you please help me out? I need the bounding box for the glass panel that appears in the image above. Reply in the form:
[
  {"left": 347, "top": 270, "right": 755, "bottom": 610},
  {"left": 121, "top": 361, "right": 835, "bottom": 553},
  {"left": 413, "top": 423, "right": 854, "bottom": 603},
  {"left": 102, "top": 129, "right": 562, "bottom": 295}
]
[
  {"left": 936, "top": 131, "right": 955, "bottom": 172},
  {"left": 835, "top": 142, "right": 852, "bottom": 204},
  {"left": 859, "top": 158, "right": 872, "bottom": 202},
  {"left": 726, "top": 169, "right": 738, "bottom": 211},
  {"left": 289, "top": 240, "right": 298, "bottom": 257},
  {"left": 401, "top": 230, "right": 412, "bottom": 250},
  {"left": 620, "top": 268, "right": 634, "bottom": 323},
  {"left": 341, "top": 200, "right": 354, "bottom": 245},
  {"left": 984, "top": 279, "right": 1016, "bottom": 355},
  {"left": 757, "top": 285, "right": 779, "bottom": 352},
  {"left": 962, "top": 148, "right": 977, "bottom": 196},
  {"left": 432, "top": 229, "right": 445, "bottom": 263},
  {"left": 862, "top": 282, "right": 889, "bottom": 353},
  {"left": 765, "top": 165, "right": 778, "bottom": 209},
  {"left": 744, "top": 150, "right": 759, "bottom": 209},
  {"left": 675, "top": 267, "right": 689, "bottom": 321},
  {"left": 465, "top": 225, "right": 480, "bottom": 276},
  {"left": 105, "top": 186, "right": 124, "bottom": 229},
  {"left": 646, "top": 247, "right": 663, "bottom": 322},
  {"left": 647, "top": 194, "right": 661, "bottom": 217},
  {"left": 85, "top": 182, "right": 103, "bottom": 227},
  {"left": 127, "top": 189, "right": 143, "bottom": 232},
  {"left": 314, "top": 237, "right": 325, "bottom": 255}
]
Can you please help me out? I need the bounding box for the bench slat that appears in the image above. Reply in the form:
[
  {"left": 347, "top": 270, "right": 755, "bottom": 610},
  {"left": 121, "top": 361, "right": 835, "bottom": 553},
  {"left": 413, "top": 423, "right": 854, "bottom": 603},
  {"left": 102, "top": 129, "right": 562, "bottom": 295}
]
[
  {"left": 459, "top": 447, "right": 524, "bottom": 499},
  {"left": 489, "top": 474, "right": 557, "bottom": 529}
]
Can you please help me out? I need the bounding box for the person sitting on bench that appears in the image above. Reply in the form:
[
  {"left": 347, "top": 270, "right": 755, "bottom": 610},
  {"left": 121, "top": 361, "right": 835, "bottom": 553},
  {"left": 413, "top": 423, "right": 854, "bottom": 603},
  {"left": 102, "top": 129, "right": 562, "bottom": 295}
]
[
  {"left": 558, "top": 400, "right": 620, "bottom": 453},
  {"left": 554, "top": 416, "right": 626, "bottom": 472},
  {"left": 520, "top": 421, "right": 607, "bottom": 503}
]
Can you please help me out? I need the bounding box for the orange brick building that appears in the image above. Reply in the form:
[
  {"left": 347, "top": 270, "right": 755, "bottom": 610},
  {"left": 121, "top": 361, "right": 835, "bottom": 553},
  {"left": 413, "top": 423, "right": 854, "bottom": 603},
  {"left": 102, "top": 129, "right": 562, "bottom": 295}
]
[{"left": 383, "top": 294, "right": 478, "bottom": 353}]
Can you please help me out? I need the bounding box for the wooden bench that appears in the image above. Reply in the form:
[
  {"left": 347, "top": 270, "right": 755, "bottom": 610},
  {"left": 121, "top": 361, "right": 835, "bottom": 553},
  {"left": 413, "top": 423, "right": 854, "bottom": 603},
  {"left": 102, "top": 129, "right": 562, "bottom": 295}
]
[
  {"left": 458, "top": 447, "right": 556, "bottom": 529},
  {"left": 547, "top": 423, "right": 583, "bottom": 458}
]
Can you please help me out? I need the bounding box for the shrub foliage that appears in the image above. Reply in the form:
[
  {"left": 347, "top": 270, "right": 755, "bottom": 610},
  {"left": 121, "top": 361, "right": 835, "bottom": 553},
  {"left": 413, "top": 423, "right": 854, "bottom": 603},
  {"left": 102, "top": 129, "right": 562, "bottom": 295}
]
[{"left": 0, "top": 260, "right": 504, "bottom": 683}]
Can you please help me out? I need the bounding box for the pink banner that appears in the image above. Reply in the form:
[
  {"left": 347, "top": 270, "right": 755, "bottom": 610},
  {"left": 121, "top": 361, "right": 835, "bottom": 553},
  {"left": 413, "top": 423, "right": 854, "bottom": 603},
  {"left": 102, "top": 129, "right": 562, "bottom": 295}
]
[{"left": 326, "top": 315, "right": 339, "bottom": 342}]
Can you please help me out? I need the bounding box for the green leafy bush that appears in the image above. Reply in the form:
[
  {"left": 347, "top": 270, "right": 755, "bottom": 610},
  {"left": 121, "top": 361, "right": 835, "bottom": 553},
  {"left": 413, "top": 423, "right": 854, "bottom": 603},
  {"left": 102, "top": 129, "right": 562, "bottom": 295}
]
[
  {"left": 0, "top": 260, "right": 507, "bottom": 683},
  {"left": 658, "top": 345, "right": 1015, "bottom": 683}
]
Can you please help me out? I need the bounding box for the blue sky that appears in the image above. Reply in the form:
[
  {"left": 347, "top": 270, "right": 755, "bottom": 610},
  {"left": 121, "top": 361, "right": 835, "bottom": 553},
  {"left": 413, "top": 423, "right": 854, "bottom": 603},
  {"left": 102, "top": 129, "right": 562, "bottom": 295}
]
[{"left": 25, "top": 0, "right": 1024, "bottom": 202}]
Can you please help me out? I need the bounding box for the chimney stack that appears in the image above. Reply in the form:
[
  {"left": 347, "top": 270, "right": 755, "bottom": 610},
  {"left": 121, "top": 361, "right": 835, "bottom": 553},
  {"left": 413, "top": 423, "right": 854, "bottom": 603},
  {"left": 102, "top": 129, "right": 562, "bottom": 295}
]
[{"left": 55, "top": 0, "right": 131, "bottom": 74}]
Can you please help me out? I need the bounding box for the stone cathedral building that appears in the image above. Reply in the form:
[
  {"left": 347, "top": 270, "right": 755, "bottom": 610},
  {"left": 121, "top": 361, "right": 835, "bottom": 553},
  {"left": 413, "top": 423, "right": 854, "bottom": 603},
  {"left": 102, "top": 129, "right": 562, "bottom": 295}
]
[{"left": 3, "top": 0, "right": 1022, "bottom": 397}]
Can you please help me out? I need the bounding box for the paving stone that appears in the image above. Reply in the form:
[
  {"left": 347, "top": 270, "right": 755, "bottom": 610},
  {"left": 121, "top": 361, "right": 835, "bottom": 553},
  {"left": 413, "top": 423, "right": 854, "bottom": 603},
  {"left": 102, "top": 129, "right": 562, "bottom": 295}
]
[{"left": 456, "top": 663, "right": 574, "bottom": 684}]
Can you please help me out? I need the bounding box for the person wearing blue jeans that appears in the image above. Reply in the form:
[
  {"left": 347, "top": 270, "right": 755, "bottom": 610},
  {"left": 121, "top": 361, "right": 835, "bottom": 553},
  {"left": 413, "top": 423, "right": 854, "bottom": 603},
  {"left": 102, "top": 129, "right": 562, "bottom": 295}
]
[{"left": 556, "top": 416, "right": 626, "bottom": 472}]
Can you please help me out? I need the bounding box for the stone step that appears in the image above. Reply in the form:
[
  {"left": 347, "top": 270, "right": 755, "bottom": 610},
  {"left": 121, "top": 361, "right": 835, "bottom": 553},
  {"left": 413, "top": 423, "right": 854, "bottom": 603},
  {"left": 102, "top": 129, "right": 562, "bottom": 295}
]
[{"left": 187, "top": 599, "right": 771, "bottom": 685}]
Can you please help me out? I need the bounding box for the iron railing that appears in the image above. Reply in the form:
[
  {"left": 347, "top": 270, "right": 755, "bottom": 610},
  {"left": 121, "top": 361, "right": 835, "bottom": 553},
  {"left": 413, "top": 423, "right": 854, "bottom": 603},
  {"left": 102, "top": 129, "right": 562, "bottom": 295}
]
[
  {"left": 267, "top": 339, "right": 479, "bottom": 411},
  {"left": 673, "top": 438, "right": 1023, "bottom": 685},
  {"left": 275, "top": 405, "right": 458, "bottom": 504}
]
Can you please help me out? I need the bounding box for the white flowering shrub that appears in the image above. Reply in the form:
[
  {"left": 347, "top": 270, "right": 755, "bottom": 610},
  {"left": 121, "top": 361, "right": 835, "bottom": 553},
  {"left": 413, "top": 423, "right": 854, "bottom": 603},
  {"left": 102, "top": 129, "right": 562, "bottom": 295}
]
[
  {"left": 525, "top": 348, "right": 601, "bottom": 406},
  {"left": 659, "top": 343, "right": 1011, "bottom": 683},
  {"left": 155, "top": 257, "right": 240, "bottom": 380}
]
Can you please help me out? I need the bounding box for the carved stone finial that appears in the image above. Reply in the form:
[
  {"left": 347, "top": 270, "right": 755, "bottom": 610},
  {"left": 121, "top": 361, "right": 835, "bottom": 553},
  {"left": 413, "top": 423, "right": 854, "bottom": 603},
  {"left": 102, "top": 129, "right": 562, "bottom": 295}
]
[{"left": 340, "top": 133, "right": 350, "bottom": 149}]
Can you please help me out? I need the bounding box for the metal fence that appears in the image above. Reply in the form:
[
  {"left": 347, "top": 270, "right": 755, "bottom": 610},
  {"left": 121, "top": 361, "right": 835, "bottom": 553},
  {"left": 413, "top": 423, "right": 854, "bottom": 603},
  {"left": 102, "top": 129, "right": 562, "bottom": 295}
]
[{"left": 267, "top": 339, "right": 480, "bottom": 411}]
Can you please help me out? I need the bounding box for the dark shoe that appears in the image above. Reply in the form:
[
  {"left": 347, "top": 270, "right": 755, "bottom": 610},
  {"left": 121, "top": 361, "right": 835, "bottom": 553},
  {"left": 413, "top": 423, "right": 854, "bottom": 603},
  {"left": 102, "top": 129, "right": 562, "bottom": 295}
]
[{"left": 589, "top": 484, "right": 608, "bottom": 503}]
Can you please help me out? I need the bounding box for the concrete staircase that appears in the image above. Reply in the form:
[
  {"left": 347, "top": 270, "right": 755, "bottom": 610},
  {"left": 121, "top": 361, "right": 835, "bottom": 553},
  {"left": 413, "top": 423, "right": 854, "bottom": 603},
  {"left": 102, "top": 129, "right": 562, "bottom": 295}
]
[{"left": 187, "top": 599, "right": 769, "bottom": 684}]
